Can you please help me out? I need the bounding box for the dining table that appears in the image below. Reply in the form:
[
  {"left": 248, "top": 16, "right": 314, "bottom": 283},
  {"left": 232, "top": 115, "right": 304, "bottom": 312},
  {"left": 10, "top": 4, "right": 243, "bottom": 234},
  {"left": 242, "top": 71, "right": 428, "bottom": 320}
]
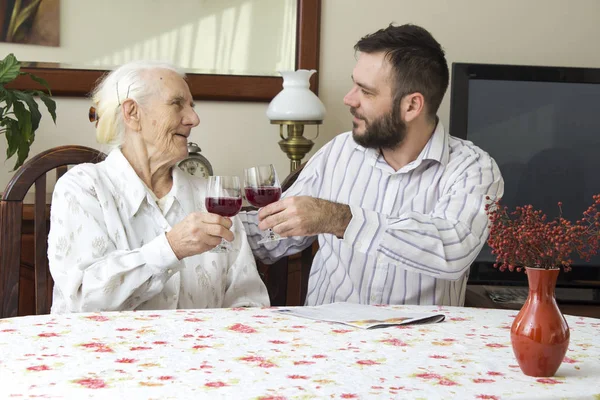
[{"left": 0, "top": 305, "right": 598, "bottom": 399}]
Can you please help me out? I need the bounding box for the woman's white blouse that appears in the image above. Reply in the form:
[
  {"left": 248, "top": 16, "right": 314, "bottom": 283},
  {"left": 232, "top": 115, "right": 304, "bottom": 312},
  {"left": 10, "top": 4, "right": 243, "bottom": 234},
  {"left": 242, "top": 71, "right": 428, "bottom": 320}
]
[{"left": 48, "top": 149, "right": 269, "bottom": 313}]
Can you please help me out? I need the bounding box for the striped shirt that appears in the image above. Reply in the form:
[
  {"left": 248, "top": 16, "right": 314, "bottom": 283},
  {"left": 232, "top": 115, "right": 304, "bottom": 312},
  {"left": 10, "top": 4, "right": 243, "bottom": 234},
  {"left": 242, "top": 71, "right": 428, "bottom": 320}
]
[{"left": 241, "top": 121, "right": 504, "bottom": 306}]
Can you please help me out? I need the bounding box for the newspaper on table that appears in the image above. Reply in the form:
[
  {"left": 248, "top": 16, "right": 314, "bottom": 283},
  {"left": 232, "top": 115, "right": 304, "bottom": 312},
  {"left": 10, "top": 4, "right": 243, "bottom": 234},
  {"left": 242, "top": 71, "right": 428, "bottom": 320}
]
[{"left": 275, "top": 302, "right": 445, "bottom": 329}]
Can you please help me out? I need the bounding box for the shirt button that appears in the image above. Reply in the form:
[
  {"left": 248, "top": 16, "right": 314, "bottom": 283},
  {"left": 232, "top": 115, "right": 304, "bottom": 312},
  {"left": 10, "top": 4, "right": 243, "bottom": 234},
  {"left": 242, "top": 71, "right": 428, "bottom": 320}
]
[{"left": 167, "top": 269, "right": 173, "bottom": 274}]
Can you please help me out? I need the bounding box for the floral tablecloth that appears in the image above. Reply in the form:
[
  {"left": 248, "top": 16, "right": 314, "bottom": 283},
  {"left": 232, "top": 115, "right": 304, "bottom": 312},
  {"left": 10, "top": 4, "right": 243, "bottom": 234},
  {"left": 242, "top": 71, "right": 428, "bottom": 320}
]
[{"left": 0, "top": 305, "right": 598, "bottom": 399}]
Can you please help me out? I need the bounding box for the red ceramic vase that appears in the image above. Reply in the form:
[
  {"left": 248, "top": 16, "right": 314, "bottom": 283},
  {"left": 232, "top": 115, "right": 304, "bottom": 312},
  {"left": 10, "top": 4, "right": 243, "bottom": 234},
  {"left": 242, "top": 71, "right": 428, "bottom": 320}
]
[{"left": 510, "top": 267, "right": 570, "bottom": 377}]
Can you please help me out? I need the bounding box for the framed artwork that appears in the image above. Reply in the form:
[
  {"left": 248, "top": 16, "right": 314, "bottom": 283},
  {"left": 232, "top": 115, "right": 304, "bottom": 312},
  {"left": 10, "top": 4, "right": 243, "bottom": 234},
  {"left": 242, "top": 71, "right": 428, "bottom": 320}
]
[{"left": 0, "top": 0, "right": 60, "bottom": 46}]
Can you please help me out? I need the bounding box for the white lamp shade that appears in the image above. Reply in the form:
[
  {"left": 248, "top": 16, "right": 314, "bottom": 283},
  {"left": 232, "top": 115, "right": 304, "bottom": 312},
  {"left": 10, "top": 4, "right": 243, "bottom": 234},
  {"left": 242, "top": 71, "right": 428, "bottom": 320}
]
[{"left": 266, "top": 69, "right": 326, "bottom": 121}]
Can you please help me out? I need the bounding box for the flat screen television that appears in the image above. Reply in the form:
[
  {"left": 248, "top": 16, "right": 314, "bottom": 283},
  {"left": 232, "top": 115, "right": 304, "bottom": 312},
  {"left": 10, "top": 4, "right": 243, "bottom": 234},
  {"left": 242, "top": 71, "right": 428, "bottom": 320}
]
[{"left": 449, "top": 63, "right": 600, "bottom": 300}]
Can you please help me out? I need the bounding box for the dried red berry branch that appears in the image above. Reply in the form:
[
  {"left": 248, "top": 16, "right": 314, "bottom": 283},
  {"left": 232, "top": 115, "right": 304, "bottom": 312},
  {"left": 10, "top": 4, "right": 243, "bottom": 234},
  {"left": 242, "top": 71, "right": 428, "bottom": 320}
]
[{"left": 485, "top": 195, "right": 600, "bottom": 272}]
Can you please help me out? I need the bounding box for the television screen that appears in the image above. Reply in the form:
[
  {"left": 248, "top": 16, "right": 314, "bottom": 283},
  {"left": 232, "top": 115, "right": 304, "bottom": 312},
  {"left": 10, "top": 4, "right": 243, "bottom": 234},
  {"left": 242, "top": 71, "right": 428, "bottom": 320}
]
[
  {"left": 466, "top": 79, "right": 600, "bottom": 266},
  {"left": 450, "top": 63, "right": 600, "bottom": 293}
]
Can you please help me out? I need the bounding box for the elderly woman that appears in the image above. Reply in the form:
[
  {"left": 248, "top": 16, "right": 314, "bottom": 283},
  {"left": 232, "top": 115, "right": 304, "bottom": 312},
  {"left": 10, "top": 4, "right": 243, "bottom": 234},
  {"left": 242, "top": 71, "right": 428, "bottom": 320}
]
[{"left": 48, "top": 61, "right": 269, "bottom": 313}]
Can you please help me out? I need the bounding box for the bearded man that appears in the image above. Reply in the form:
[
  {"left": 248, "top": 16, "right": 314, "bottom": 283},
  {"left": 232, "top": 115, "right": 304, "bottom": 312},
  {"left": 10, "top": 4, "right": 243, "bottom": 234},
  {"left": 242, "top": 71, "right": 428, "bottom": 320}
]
[{"left": 241, "top": 23, "right": 504, "bottom": 307}]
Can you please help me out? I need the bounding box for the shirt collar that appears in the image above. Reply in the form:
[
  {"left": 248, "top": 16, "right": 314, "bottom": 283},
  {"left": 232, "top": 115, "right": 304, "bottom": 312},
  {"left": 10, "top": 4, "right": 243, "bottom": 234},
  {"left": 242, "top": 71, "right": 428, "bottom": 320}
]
[
  {"left": 352, "top": 119, "right": 449, "bottom": 172},
  {"left": 104, "top": 149, "right": 148, "bottom": 218},
  {"left": 414, "top": 119, "right": 449, "bottom": 167},
  {"left": 104, "top": 149, "right": 193, "bottom": 218}
]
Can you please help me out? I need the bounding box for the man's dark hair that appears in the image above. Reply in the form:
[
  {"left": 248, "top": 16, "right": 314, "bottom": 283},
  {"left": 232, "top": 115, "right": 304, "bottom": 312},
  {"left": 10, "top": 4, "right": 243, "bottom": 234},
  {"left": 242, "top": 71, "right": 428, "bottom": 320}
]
[{"left": 355, "top": 23, "right": 449, "bottom": 119}]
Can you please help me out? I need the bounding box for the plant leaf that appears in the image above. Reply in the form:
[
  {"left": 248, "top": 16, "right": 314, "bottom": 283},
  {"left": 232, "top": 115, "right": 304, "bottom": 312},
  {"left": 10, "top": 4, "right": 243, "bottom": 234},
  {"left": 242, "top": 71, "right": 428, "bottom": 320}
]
[
  {"left": 0, "top": 54, "right": 21, "bottom": 84},
  {"left": 15, "top": 137, "right": 31, "bottom": 170},
  {"left": 12, "top": 100, "right": 33, "bottom": 142},
  {"left": 5, "top": 119, "right": 20, "bottom": 159},
  {"left": 13, "top": 91, "right": 41, "bottom": 132},
  {"left": 37, "top": 92, "right": 57, "bottom": 123},
  {"left": 21, "top": 71, "right": 52, "bottom": 94},
  {"left": 2, "top": 88, "right": 15, "bottom": 110}
]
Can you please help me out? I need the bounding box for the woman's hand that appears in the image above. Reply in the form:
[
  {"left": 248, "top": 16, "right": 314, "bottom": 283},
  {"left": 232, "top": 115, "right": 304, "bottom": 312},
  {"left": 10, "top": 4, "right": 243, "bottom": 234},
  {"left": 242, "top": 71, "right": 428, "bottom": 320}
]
[{"left": 166, "top": 212, "right": 234, "bottom": 259}]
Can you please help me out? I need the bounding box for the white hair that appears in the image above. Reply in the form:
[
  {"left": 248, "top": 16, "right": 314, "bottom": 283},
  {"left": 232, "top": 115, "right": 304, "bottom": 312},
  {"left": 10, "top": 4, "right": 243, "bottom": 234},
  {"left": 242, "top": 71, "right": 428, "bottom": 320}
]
[{"left": 91, "top": 61, "right": 186, "bottom": 150}]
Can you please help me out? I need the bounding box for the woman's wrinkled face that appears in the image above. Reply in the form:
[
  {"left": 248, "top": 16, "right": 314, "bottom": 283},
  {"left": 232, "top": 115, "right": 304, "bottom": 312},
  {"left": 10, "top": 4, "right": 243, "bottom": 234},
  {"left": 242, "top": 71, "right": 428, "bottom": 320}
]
[{"left": 138, "top": 70, "right": 200, "bottom": 165}]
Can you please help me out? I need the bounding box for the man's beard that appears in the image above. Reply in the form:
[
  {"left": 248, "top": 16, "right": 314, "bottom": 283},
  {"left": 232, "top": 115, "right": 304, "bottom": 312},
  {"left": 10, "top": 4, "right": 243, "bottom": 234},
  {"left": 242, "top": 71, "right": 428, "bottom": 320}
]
[{"left": 351, "top": 106, "right": 407, "bottom": 150}]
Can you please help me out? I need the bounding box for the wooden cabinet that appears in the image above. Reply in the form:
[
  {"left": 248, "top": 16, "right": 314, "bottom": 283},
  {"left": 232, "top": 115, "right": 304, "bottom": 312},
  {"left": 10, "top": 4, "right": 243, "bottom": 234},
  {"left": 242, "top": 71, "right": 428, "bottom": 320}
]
[{"left": 465, "top": 285, "right": 600, "bottom": 319}]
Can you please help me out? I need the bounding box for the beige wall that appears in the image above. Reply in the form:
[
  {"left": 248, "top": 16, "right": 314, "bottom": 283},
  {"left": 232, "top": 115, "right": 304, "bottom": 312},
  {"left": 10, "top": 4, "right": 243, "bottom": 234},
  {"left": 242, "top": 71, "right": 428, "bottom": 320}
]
[{"left": 2, "top": 0, "right": 600, "bottom": 194}]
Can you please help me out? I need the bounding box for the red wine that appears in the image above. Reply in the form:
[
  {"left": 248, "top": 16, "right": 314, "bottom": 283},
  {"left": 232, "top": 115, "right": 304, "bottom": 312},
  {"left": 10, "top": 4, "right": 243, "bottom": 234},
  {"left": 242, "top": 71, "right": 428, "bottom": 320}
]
[
  {"left": 205, "top": 197, "right": 242, "bottom": 217},
  {"left": 245, "top": 186, "right": 282, "bottom": 207}
]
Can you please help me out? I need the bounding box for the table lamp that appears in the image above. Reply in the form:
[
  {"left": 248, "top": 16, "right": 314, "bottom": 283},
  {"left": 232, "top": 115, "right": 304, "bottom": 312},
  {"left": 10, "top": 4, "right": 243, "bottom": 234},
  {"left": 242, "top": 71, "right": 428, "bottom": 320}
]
[{"left": 266, "top": 69, "right": 326, "bottom": 172}]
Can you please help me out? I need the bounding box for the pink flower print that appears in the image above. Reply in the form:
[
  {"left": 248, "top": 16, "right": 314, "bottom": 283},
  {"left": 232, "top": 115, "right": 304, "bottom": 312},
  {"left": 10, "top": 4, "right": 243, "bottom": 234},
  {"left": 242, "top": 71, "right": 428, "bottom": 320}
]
[
  {"left": 184, "top": 318, "right": 203, "bottom": 322},
  {"left": 196, "top": 335, "right": 213, "bottom": 339},
  {"left": 192, "top": 345, "right": 210, "bottom": 350},
  {"left": 287, "top": 375, "right": 309, "bottom": 379},
  {"left": 473, "top": 379, "right": 495, "bottom": 383},
  {"left": 536, "top": 378, "right": 563, "bottom": 384},
  {"left": 116, "top": 328, "right": 133, "bottom": 331},
  {"left": 81, "top": 342, "right": 114, "bottom": 353},
  {"left": 563, "top": 357, "right": 578, "bottom": 363},
  {"left": 80, "top": 342, "right": 113, "bottom": 353},
  {"left": 158, "top": 376, "right": 175, "bottom": 381},
  {"left": 85, "top": 315, "right": 110, "bottom": 322},
  {"left": 381, "top": 338, "right": 407, "bottom": 346},
  {"left": 258, "top": 397, "right": 287, "bottom": 400},
  {"left": 183, "top": 334, "right": 194, "bottom": 338},
  {"left": 0, "top": 329, "right": 16, "bottom": 332},
  {"left": 486, "top": 343, "right": 508, "bottom": 348},
  {"left": 312, "top": 354, "right": 327, "bottom": 359},
  {"left": 229, "top": 323, "right": 257, "bottom": 333},
  {"left": 341, "top": 394, "right": 358, "bottom": 399},
  {"left": 476, "top": 396, "right": 499, "bottom": 400},
  {"left": 38, "top": 332, "right": 59, "bottom": 337},
  {"left": 356, "top": 359, "right": 380, "bottom": 366},
  {"left": 74, "top": 378, "right": 107, "bottom": 389},
  {"left": 450, "top": 317, "right": 468, "bottom": 321},
  {"left": 153, "top": 341, "right": 168, "bottom": 345},
  {"left": 438, "top": 378, "right": 458, "bottom": 386},
  {"left": 205, "top": 381, "right": 227, "bottom": 388},
  {"left": 487, "top": 371, "right": 504, "bottom": 376},
  {"left": 429, "top": 355, "right": 448, "bottom": 359},
  {"left": 332, "top": 329, "right": 353, "bottom": 333},
  {"left": 240, "top": 356, "right": 265, "bottom": 363},
  {"left": 258, "top": 361, "right": 277, "bottom": 368},
  {"left": 26, "top": 365, "right": 51, "bottom": 371},
  {"left": 268, "top": 340, "right": 288, "bottom": 344},
  {"left": 129, "top": 346, "right": 152, "bottom": 351},
  {"left": 293, "top": 361, "right": 315, "bottom": 365},
  {"left": 115, "top": 358, "right": 137, "bottom": 364},
  {"left": 415, "top": 373, "right": 442, "bottom": 380}
]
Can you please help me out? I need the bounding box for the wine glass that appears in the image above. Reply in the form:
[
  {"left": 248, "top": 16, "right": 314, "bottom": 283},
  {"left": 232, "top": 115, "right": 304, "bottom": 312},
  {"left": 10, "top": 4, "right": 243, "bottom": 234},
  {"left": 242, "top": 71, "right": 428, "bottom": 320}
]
[
  {"left": 244, "top": 164, "right": 283, "bottom": 244},
  {"left": 205, "top": 176, "right": 242, "bottom": 253}
]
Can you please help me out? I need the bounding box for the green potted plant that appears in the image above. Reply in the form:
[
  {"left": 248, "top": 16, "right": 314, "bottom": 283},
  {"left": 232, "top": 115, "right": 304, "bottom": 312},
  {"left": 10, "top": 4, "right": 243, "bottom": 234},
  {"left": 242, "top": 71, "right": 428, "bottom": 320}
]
[{"left": 0, "top": 53, "right": 56, "bottom": 170}]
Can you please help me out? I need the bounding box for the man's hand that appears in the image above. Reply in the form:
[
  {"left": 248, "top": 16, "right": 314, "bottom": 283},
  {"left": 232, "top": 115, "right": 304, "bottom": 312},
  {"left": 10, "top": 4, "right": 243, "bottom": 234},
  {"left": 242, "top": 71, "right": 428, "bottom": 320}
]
[
  {"left": 166, "top": 212, "right": 234, "bottom": 259},
  {"left": 258, "top": 196, "right": 352, "bottom": 238}
]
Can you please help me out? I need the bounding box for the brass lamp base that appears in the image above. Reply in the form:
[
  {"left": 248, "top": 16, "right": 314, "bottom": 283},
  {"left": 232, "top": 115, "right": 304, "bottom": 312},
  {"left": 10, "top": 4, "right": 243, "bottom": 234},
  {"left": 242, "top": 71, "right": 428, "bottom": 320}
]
[{"left": 272, "top": 120, "right": 321, "bottom": 172}]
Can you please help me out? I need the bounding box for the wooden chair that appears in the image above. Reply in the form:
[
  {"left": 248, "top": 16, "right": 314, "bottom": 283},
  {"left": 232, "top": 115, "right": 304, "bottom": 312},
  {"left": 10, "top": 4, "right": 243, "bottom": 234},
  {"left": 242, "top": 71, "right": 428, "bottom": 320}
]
[
  {"left": 254, "top": 163, "right": 317, "bottom": 306},
  {"left": 0, "top": 146, "right": 106, "bottom": 318}
]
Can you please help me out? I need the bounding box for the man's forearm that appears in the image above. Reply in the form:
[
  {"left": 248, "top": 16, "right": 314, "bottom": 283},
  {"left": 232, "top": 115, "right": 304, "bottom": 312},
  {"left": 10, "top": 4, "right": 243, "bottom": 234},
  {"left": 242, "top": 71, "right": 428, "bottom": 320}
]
[{"left": 316, "top": 199, "right": 352, "bottom": 238}]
